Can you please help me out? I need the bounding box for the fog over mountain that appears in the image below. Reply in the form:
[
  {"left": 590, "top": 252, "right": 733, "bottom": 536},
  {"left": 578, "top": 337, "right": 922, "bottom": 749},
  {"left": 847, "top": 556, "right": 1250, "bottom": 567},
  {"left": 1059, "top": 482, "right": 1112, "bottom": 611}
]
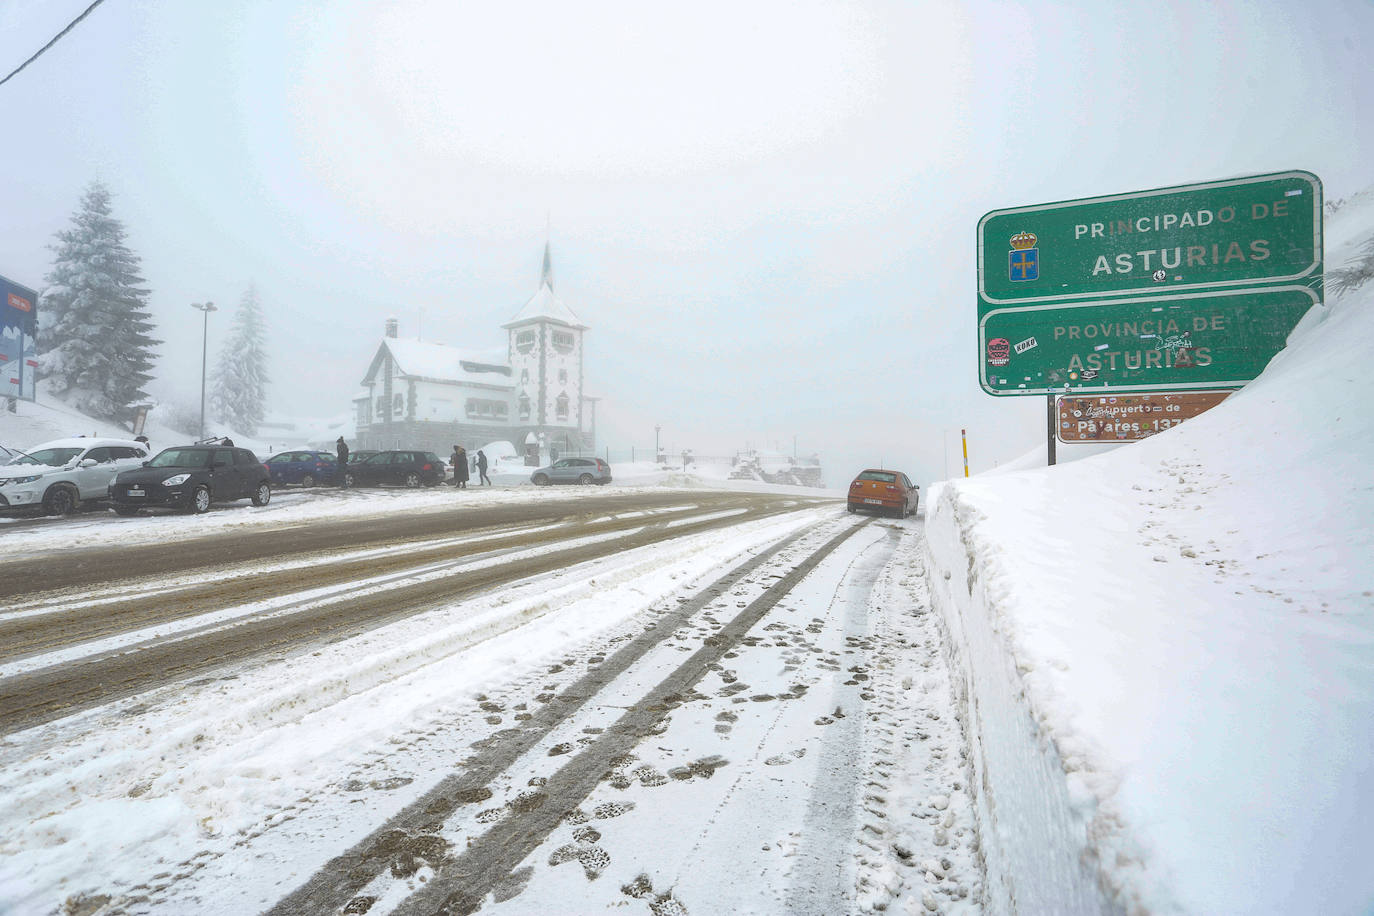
[{"left": 2, "top": 1, "right": 1371, "bottom": 484}]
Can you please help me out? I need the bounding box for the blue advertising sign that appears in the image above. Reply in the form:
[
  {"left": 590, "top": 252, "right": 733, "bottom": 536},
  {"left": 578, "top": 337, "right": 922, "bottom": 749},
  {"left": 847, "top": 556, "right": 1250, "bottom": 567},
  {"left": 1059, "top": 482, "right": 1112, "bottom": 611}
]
[{"left": 1, "top": 274, "right": 39, "bottom": 401}]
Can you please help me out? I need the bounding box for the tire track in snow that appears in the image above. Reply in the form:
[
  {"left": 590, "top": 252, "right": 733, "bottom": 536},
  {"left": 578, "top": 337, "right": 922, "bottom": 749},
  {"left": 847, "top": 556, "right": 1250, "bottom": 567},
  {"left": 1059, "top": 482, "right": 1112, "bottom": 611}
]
[
  {"left": 851, "top": 524, "right": 983, "bottom": 913},
  {"left": 0, "top": 500, "right": 768, "bottom": 662},
  {"left": 0, "top": 500, "right": 814, "bottom": 736},
  {"left": 266, "top": 518, "right": 871, "bottom": 916},
  {"left": 781, "top": 520, "right": 903, "bottom": 913}
]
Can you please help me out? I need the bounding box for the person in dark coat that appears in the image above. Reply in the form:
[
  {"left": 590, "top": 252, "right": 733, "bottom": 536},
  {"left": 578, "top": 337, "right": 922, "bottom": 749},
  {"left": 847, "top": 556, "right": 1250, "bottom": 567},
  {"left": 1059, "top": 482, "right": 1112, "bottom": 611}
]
[
  {"left": 336, "top": 437, "right": 350, "bottom": 486},
  {"left": 452, "top": 446, "right": 470, "bottom": 488},
  {"left": 477, "top": 449, "right": 491, "bottom": 486}
]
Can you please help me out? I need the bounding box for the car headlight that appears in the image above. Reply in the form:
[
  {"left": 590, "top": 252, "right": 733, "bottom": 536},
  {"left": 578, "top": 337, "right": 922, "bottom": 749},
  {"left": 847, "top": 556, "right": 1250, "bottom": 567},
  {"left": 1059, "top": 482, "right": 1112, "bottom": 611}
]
[
  {"left": 162, "top": 474, "right": 191, "bottom": 486},
  {"left": 0, "top": 474, "right": 42, "bottom": 485}
]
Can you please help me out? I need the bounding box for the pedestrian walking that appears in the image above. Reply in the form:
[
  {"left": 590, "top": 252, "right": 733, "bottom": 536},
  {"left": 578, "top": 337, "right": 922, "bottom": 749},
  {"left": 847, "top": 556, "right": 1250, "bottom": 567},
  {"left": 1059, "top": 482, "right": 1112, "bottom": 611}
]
[
  {"left": 452, "top": 445, "right": 470, "bottom": 489},
  {"left": 336, "top": 436, "right": 350, "bottom": 486},
  {"left": 477, "top": 449, "right": 491, "bottom": 486}
]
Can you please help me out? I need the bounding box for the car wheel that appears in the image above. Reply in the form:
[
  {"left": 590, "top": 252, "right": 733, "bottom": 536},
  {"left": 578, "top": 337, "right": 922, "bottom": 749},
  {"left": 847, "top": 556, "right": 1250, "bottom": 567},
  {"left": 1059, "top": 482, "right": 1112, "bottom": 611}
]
[
  {"left": 404, "top": 472, "right": 421, "bottom": 488},
  {"left": 113, "top": 506, "right": 141, "bottom": 517},
  {"left": 847, "top": 504, "right": 856, "bottom": 513},
  {"left": 344, "top": 472, "right": 356, "bottom": 488},
  {"left": 533, "top": 473, "right": 550, "bottom": 486},
  {"left": 252, "top": 482, "right": 271, "bottom": 506},
  {"left": 42, "top": 485, "right": 78, "bottom": 516},
  {"left": 578, "top": 473, "right": 594, "bottom": 485},
  {"left": 189, "top": 485, "right": 211, "bottom": 514},
  {"left": 300, "top": 473, "right": 315, "bottom": 488},
  {"left": 911, "top": 496, "right": 919, "bottom": 516}
]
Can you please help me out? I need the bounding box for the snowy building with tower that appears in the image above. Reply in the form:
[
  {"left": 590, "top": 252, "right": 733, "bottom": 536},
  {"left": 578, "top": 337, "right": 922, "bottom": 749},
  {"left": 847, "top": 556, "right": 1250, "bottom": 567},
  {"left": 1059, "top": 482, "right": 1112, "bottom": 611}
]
[{"left": 352, "top": 245, "right": 597, "bottom": 460}]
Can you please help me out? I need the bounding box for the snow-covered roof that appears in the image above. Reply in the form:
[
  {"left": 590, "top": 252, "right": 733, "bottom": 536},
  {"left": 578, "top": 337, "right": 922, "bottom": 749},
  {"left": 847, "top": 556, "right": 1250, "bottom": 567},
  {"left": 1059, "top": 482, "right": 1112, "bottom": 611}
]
[
  {"left": 500, "top": 241, "right": 587, "bottom": 329},
  {"left": 23, "top": 436, "right": 148, "bottom": 452},
  {"left": 503, "top": 282, "right": 587, "bottom": 330},
  {"left": 362, "top": 338, "right": 511, "bottom": 387}
]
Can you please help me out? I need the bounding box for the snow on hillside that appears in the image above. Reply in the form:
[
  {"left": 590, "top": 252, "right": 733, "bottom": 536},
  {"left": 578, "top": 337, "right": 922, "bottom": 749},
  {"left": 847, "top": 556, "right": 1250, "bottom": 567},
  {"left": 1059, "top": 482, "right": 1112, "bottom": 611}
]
[{"left": 923, "top": 201, "right": 1374, "bottom": 913}]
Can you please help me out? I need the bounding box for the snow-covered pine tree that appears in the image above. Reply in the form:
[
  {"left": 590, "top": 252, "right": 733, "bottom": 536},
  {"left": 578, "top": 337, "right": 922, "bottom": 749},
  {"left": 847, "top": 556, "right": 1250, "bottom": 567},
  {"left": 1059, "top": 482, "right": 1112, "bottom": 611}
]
[
  {"left": 38, "top": 182, "right": 159, "bottom": 423},
  {"left": 209, "top": 286, "right": 270, "bottom": 435}
]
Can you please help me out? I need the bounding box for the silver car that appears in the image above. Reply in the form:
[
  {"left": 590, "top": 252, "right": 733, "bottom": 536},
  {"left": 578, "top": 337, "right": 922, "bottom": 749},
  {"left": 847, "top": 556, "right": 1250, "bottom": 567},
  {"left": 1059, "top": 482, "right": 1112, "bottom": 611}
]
[
  {"left": 0, "top": 437, "right": 152, "bottom": 515},
  {"left": 530, "top": 457, "right": 613, "bottom": 486}
]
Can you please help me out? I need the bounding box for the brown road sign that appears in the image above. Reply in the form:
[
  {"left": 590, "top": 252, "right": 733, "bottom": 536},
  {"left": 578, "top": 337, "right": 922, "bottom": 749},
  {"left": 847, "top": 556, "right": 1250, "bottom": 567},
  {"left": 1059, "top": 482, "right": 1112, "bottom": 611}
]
[{"left": 1057, "top": 391, "right": 1233, "bottom": 442}]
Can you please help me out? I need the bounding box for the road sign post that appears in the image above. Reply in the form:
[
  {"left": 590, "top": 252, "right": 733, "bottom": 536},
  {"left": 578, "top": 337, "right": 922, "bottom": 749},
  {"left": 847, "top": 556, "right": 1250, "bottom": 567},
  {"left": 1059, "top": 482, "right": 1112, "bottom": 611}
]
[
  {"left": 1046, "top": 394, "right": 1056, "bottom": 466},
  {"left": 978, "top": 171, "right": 1322, "bottom": 397}
]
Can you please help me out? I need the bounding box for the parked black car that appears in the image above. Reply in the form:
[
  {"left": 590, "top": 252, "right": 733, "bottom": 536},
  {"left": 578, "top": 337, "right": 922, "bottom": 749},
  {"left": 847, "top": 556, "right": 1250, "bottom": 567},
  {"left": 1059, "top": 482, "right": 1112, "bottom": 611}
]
[
  {"left": 109, "top": 445, "right": 272, "bottom": 515},
  {"left": 341, "top": 450, "right": 445, "bottom": 488}
]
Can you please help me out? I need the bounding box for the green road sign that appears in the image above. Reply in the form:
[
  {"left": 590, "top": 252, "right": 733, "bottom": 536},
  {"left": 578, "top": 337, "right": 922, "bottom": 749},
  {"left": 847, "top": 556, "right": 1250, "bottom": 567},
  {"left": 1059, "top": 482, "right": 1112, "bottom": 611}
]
[
  {"left": 979, "top": 171, "right": 1321, "bottom": 307},
  {"left": 977, "top": 170, "right": 1323, "bottom": 396},
  {"left": 980, "top": 286, "right": 1318, "bottom": 395}
]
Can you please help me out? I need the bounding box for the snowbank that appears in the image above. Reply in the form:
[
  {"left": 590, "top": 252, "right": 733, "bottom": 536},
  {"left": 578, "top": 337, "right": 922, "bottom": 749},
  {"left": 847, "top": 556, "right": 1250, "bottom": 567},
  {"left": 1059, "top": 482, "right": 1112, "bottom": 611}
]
[{"left": 923, "top": 206, "right": 1374, "bottom": 913}]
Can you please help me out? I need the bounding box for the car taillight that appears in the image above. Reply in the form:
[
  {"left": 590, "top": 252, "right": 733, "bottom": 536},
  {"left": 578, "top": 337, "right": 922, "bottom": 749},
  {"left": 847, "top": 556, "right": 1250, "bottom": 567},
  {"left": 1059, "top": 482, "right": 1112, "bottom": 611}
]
[
  {"left": 851, "top": 481, "right": 862, "bottom": 488},
  {"left": 422, "top": 463, "right": 433, "bottom": 471},
  {"left": 262, "top": 464, "right": 270, "bottom": 473},
  {"left": 886, "top": 484, "right": 898, "bottom": 491}
]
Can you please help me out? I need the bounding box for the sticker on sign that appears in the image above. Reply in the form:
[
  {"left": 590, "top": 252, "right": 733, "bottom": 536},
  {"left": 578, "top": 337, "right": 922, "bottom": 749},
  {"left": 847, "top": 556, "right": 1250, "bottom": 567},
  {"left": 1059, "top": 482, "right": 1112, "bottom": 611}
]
[{"left": 1014, "top": 336, "right": 1037, "bottom": 354}]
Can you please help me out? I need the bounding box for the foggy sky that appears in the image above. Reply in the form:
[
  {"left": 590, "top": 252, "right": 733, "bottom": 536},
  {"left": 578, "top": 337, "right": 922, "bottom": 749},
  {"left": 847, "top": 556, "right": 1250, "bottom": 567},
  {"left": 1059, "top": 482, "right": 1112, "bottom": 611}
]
[{"left": 2, "top": 0, "right": 1371, "bottom": 484}]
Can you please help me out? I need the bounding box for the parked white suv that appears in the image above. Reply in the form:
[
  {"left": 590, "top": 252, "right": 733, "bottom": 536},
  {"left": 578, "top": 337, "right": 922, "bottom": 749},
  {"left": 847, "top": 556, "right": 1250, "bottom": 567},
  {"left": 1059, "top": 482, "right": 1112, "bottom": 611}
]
[{"left": 0, "top": 437, "right": 152, "bottom": 516}]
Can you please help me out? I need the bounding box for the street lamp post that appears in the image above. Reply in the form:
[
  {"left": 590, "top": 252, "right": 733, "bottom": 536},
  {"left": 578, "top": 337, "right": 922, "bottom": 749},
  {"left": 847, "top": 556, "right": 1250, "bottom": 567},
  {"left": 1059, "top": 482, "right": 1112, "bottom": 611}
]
[
  {"left": 191, "top": 301, "right": 217, "bottom": 439},
  {"left": 655, "top": 425, "right": 661, "bottom": 462}
]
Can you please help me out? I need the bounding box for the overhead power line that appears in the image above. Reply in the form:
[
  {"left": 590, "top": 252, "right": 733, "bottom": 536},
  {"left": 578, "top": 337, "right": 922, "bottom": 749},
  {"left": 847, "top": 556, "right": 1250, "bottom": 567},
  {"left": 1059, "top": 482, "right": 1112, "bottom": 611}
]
[{"left": 0, "top": 0, "right": 107, "bottom": 89}]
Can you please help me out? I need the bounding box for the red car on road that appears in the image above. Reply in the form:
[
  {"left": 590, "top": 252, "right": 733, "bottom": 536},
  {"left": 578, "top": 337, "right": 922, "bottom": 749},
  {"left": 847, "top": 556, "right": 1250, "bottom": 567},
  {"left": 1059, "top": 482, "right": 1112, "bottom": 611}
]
[{"left": 847, "top": 469, "right": 919, "bottom": 518}]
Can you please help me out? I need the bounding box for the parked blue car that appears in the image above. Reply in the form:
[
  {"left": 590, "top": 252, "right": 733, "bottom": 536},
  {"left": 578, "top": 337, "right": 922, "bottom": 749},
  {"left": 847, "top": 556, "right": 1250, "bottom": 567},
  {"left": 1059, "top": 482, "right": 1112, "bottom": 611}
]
[{"left": 263, "top": 450, "right": 337, "bottom": 487}]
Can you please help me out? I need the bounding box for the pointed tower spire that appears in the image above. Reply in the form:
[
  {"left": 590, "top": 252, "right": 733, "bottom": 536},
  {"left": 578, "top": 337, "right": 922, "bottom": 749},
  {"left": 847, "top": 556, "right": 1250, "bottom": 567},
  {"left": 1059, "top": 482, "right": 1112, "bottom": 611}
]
[{"left": 540, "top": 240, "right": 554, "bottom": 291}]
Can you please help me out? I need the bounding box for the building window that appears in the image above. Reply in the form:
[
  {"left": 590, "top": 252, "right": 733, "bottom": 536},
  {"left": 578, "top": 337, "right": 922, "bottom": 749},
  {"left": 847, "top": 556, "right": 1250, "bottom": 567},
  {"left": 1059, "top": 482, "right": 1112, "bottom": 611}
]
[
  {"left": 518, "top": 394, "right": 531, "bottom": 420},
  {"left": 552, "top": 330, "right": 574, "bottom": 353},
  {"left": 466, "top": 398, "right": 509, "bottom": 419},
  {"left": 558, "top": 368, "right": 567, "bottom": 384},
  {"left": 520, "top": 368, "right": 529, "bottom": 383},
  {"left": 357, "top": 400, "right": 371, "bottom": 426},
  {"left": 516, "top": 330, "right": 536, "bottom": 353},
  {"left": 376, "top": 396, "right": 387, "bottom": 419},
  {"left": 556, "top": 392, "right": 569, "bottom": 421},
  {"left": 393, "top": 393, "right": 404, "bottom": 416}
]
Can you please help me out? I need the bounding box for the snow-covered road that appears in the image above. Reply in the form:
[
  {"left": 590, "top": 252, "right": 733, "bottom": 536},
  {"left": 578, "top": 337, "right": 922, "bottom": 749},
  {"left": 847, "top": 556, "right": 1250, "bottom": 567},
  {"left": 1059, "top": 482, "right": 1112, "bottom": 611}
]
[{"left": 0, "top": 490, "right": 977, "bottom": 915}]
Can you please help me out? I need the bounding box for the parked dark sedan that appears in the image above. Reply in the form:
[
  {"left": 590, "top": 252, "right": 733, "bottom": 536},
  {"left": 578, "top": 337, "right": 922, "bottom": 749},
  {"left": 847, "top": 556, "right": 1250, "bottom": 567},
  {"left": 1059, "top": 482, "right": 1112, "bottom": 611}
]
[
  {"left": 341, "top": 450, "right": 445, "bottom": 488},
  {"left": 109, "top": 445, "right": 272, "bottom": 514},
  {"left": 264, "top": 449, "right": 337, "bottom": 487},
  {"left": 530, "top": 457, "right": 613, "bottom": 486}
]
